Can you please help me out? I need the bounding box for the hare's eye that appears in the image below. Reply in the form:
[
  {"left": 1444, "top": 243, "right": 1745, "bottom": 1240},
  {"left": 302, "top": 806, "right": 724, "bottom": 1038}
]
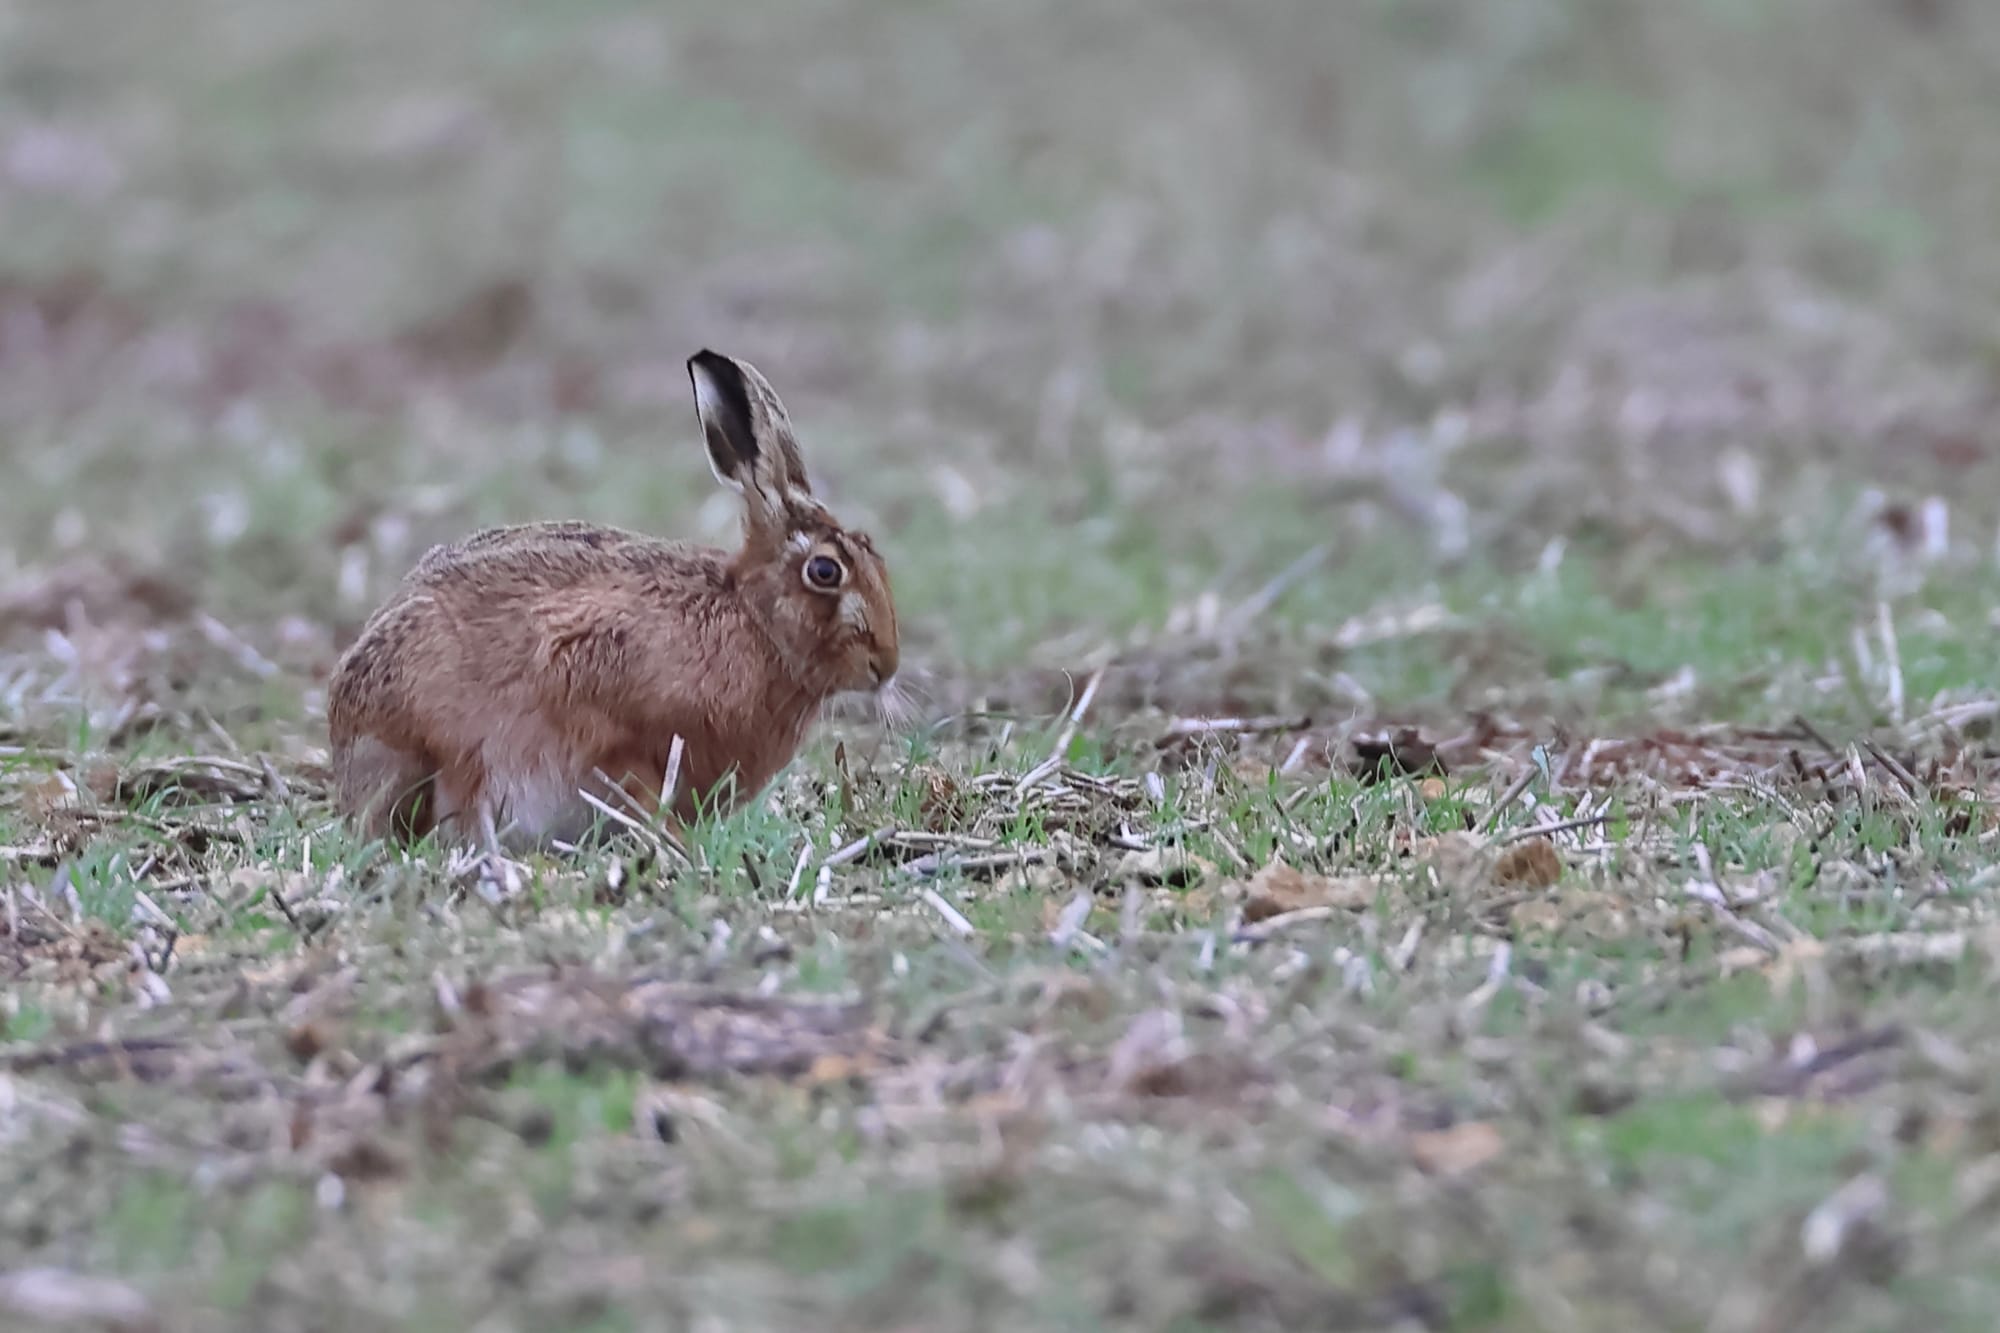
[{"left": 804, "top": 554, "right": 844, "bottom": 590}]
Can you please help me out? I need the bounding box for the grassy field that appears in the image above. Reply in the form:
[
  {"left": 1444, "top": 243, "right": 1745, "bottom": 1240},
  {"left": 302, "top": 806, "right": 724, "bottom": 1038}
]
[{"left": 7, "top": 1, "right": 2000, "bottom": 1328}]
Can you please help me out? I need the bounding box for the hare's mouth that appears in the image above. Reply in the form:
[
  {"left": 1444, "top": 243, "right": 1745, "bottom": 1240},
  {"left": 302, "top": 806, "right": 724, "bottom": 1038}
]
[{"left": 826, "top": 671, "right": 916, "bottom": 732}]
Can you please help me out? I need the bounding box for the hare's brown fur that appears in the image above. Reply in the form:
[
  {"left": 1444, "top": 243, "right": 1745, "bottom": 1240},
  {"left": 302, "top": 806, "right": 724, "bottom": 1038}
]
[{"left": 327, "top": 352, "right": 897, "bottom": 849}]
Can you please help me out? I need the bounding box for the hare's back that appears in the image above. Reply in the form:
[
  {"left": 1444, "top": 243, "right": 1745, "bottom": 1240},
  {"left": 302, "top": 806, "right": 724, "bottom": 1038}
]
[
  {"left": 337, "top": 524, "right": 721, "bottom": 719},
  {"left": 401, "top": 522, "right": 726, "bottom": 598},
  {"left": 410, "top": 520, "right": 650, "bottom": 580}
]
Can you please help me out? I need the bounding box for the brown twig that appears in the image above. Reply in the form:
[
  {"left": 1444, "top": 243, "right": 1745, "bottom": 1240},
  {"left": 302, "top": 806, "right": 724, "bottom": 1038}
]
[
  {"left": 1496, "top": 813, "right": 1613, "bottom": 845},
  {"left": 1044, "top": 666, "right": 1106, "bottom": 765},
  {"left": 1476, "top": 763, "right": 1541, "bottom": 835},
  {"left": 1158, "top": 714, "right": 1312, "bottom": 744}
]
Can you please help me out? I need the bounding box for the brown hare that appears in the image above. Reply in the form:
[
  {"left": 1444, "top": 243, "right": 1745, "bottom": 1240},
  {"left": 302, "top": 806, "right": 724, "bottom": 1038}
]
[{"left": 328, "top": 350, "right": 898, "bottom": 864}]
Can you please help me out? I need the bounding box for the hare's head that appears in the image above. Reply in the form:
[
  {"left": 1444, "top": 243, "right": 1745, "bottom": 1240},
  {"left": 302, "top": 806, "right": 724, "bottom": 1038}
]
[{"left": 689, "top": 350, "right": 898, "bottom": 698}]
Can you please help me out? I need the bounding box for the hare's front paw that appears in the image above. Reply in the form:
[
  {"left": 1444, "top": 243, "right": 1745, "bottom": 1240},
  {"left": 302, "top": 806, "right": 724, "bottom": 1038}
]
[
  {"left": 448, "top": 843, "right": 529, "bottom": 901},
  {"left": 456, "top": 799, "right": 530, "bottom": 901},
  {"left": 478, "top": 849, "right": 529, "bottom": 901}
]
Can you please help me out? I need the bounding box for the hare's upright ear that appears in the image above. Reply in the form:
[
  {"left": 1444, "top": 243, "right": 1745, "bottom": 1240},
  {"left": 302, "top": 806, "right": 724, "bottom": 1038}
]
[{"left": 688, "top": 350, "right": 814, "bottom": 539}]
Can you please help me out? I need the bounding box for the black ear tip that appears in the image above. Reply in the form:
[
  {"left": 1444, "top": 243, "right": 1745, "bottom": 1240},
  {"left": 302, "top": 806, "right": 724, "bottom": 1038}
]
[
  {"left": 689, "top": 350, "right": 753, "bottom": 408},
  {"left": 689, "top": 349, "right": 760, "bottom": 468}
]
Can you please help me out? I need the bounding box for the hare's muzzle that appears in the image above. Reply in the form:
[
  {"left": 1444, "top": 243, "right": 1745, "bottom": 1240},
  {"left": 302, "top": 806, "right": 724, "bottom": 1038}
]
[{"left": 867, "top": 643, "right": 898, "bottom": 690}]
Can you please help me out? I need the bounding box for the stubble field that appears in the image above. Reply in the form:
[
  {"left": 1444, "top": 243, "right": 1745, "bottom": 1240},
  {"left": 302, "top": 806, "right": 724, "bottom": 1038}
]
[{"left": 6, "top": 2, "right": 2000, "bottom": 1329}]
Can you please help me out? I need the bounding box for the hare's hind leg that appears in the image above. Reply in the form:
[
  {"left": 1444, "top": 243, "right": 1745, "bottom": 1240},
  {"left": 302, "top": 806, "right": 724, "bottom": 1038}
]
[
  {"left": 337, "top": 737, "right": 440, "bottom": 843},
  {"left": 412, "top": 757, "right": 528, "bottom": 895}
]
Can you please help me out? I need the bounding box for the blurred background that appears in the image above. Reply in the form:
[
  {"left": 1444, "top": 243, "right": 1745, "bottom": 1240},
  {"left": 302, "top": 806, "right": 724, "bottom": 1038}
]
[{"left": 3, "top": 0, "right": 1999, "bottom": 741}]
